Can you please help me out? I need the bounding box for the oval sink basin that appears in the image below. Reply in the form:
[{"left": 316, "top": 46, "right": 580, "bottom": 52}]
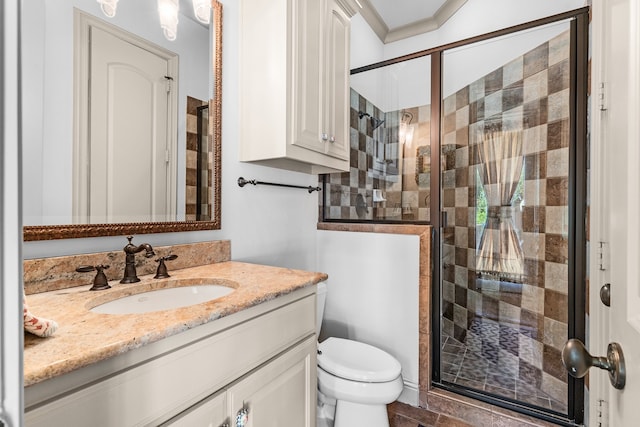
[{"left": 90, "top": 285, "right": 234, "bottom": 314}]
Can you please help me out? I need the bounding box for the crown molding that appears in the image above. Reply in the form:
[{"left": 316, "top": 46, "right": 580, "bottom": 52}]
[
  {"left": 357, "top": 0, "right": 389, "bottom": 42},
  {"left": 336, "top": 0, "right": 360, "bottom": 17},
  {"left": 359, "top": 0, "right": 467, "bottom": 44}
]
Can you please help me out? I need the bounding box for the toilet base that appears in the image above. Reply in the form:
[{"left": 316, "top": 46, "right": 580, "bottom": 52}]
[
  {"left": 317, "top": 389, "right": 336, "bottom": 427},
  {"left": 334, "top": 400, "right": 389, "bottom": 427}
]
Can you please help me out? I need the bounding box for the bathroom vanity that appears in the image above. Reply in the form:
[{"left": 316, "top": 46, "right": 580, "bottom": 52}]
[{"left": 24, "top": 261, "right": 324, "bottom": 427}]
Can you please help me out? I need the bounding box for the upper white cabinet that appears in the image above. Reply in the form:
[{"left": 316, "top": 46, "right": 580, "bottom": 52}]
[{"left": 239, "top": 0, "right": 357, "bottom": 174}]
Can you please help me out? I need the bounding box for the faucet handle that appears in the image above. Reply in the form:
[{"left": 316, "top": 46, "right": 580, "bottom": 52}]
[
  {"left": 76, "top": 264, "right": 111, "bottom": 291},
  {"left": 124, "top": 235, "right": 135, "bottom": 248},
  {"left": 154, "top": 254, "right": 178, "bottom": 279}
]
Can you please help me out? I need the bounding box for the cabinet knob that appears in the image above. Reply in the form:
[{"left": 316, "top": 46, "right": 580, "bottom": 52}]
[
  {"left": 329, "top": 135, "right": 336, "bottom": 143},
  {"left": 236, "top": 404, "right": 249, "bottom": 427},
  {"left": 321, "top": 133, "right": 328, "bottom": 141}
]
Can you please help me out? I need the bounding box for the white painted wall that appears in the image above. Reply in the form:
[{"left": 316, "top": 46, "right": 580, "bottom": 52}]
[
  {"left": 350, "top": 13, "right": 385, "bottom": 69},
  {"left": 317, "top": 230, "right": 420, "bottom": 403}
]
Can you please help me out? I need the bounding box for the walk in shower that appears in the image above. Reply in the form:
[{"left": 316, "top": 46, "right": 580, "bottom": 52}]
[
  {"left": 322, "top": 7, "right": 588, "bottom": 426},
  {"left": 436, "top": 18, "right": 587, "bottom": 423}
]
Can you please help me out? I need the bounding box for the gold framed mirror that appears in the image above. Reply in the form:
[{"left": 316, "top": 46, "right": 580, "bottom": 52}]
[{"left": 22, "top": 0, "right": 223, "bottom": 241}]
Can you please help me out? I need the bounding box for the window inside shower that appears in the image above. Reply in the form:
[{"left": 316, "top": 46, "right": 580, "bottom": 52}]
[{"left": 321, "top": 8, "right": 588, "bottom": 426}]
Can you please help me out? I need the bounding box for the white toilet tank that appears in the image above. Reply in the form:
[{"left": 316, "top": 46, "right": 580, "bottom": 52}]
[{"left": 316, "top": 282, "right": 327, "bottom": 337}]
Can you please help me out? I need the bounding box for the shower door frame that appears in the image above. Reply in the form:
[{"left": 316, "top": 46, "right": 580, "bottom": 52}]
[
  {"left": 428, "top": 10, "right": 589, "bottom": 427},
  {"left": 348, "top": 6, "right": 589, "bottom": 426}
]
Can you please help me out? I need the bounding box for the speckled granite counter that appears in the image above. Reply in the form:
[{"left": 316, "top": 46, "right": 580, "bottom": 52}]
[{"left": 24, "top": 261, "right": 327, "bottom": 387}]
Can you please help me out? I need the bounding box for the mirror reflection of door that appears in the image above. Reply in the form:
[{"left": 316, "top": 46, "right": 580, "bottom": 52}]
[{"left": 75, "top": 14, "right": 178, "bottom": 224}]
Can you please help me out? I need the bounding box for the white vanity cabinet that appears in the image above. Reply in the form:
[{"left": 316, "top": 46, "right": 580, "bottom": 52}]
[
  {"left": 239, "top": 0, "right": 357, "bottom": 174},
  {"left": 25, "top": 288, "right": 317, "bottom": 427},
  {"left": 165, "top": 337, "right": 316, "bottom": 427}
]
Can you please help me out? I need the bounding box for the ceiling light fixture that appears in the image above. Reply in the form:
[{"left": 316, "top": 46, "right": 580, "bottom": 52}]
[
  {"left": 157, "top": 0, "right": 180, "bottom": 41},
  {"left": 97, "top": 0, "right": 119, "bottom": 18},
  {"left": 97, "top": 0, "right": 210, "bottom": 41},
  {"left": 192, "top": 0, "right": 211, "bottom": 24}
]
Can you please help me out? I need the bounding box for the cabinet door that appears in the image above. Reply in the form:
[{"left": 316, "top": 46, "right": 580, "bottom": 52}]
[
  {"left": 323, "top": 0, "right": 350, "bottom": 160},
  {"left": 226, "top": 336, "right": 316, "bottom": 427},
  {"left": 162, "top": 390, "right": 227, "bottom": 427},
  {"left": 292, "top": 0, "right": 325, "bottom": 154}
]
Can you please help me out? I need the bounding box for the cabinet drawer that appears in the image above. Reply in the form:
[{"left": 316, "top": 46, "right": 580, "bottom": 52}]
[
  {"left": 162, "top": 389, "right": 227, "bottom": 427},
  {"left": 25, "top": 294, "right": 315, "bottom": 427},
  {"left": 164, "top": 336, "right": 317, "bottom": 427}
]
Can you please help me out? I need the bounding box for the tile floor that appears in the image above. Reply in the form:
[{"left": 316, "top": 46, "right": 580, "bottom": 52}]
[
  {"left": 441, "top": 322, "right": 566, "bottom": 413},
  {"left": 388, "top": 401, "right": 473, "bottom": 427}
]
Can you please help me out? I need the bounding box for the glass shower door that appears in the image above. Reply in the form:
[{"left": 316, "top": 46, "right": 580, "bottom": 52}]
[{"left": 438, "top": 19, "right": 579, "bottom": 418}]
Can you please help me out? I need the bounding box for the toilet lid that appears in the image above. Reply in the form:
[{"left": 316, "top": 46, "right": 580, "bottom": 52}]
[{"left": 317, "top": 337, "right": 401, "bottom": 382}]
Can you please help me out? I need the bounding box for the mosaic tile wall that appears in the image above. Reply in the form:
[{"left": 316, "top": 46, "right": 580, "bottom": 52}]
[
  {"left": 440, "top": 30, "right": 571, "bottom": 410},
  {"left": 185, "top": 96, "right": 211, "bottom": 221},
  {"left": 321, "top": 90, "right": 431, "bottom": 221}
]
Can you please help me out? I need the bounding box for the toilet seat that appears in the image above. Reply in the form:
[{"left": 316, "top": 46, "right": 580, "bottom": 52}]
[
  {"left": 317, "top": 365, "right": 404, "bottom": 405},
  {"left": 318, "top": 337, "right": 401, "bottom": 382}
]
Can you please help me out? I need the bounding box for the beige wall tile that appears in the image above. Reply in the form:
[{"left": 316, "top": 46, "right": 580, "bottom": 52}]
[
  {"left": 543, "top": 316, "right": 567, "bottom": 351},
  {"left": 546, "top": 147, "right": 569, "bottom": 178},
  {"left": 521, "top": 284, "right": 545, "bottom": 314}
]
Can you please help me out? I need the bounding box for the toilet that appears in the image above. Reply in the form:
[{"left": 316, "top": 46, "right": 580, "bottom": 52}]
[{"left": 316, "top": 282, "right": 403, "bottom": 427}]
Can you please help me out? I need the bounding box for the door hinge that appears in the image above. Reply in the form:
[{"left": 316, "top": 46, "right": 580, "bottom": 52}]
[
  {"left": 599, "top": 82, "right": 607, "bottom": 111},
  {"left": 164, "top": 75, "right": 173, "bottom": 93},
  {"left": 598, "top": 241, "right": 609, "bottom": 271},
  {"left": 597, "top": 398, "right": 609, "bottom": 427}
]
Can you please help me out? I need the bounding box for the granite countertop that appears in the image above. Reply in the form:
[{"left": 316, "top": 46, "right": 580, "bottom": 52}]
[{"left": 24, "top": 261, "right": 327, "bottom": 387}]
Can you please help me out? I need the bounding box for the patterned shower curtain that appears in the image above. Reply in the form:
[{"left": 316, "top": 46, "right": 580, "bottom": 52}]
[{"left": 475, "top": 130, "right": 525, "bottom": 279}]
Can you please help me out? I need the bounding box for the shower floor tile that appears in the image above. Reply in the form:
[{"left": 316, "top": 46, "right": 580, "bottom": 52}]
[{"left": 441, "top": 326, "right": 567, "bottom": 414}]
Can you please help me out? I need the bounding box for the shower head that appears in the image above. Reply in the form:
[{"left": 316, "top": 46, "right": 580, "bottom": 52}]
[
  {"left": 358, "top": 111, "right": 385, "bottom": 130},
  {"left": 371, "top": 117, "right": 385, "bottom": 130}
]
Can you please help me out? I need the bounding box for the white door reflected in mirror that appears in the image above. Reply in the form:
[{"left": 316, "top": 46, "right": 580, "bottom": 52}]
[{"left": 78, "top": 20, "right": 177, "bottom": 223}]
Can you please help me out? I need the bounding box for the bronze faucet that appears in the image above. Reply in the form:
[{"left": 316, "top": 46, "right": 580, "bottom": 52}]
[
  {"left": 76, "top": 264, "right": 111, "bottom": 291},
  {"left": 120, "top": 236, "right": 155, "bottom": 283}
]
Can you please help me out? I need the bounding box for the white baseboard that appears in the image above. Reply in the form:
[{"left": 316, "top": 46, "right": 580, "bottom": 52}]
[{"left": 397, "top": 380, "right": 419, "bottom": 407}]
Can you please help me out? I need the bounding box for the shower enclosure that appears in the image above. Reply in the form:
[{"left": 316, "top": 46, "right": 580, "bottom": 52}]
[
  {"left": 435, "top": 17, "right": 588, "bottom": 425},
  {"left": 321, "top": 7, "right": 588, "bottom": 426}
]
